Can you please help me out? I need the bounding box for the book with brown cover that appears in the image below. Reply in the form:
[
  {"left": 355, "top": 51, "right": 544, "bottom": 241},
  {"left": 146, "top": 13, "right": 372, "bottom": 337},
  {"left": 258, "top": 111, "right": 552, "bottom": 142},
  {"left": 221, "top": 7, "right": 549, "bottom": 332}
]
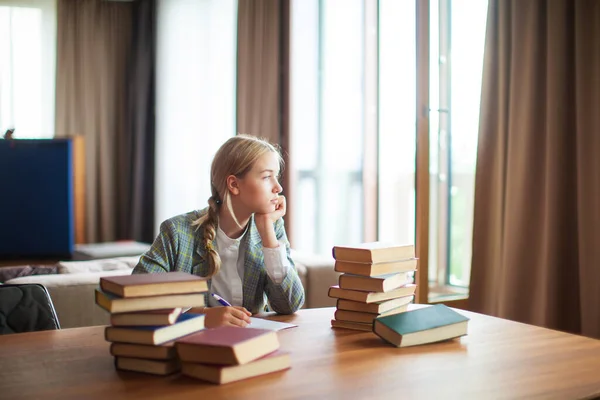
[
  {"left": 332, "top": 242, "right": 415, "bottom": 263},
  {"left": 110, "top": 308, "right": 184, "bottom": 327},
  {"left": 181, "top": 351, "right": 290, "bottom": 384},
  {"left": 95, "top": 289, "right": 205, "bottom": 313},
  {"left": 328, "top": 284, "right": 417, "bottom": 303},
  {"left": 110, "top": 342, "right": 177, "bottom": 360},
  {"left": 334, "top": 258, "right": 418, "bottom": 277},
  {"left": 105, "top": 313, "right": 205, "bottom": 345},
  {"left": 330, "top": 319, "right": 373, "bottom": 332},
  {"left": 115, "top": 357, "right": 181, "bottom": 375},
  {"left": 100, "top": 272, "right": 208, "bottom": 298},
  {"left": 337, "top": 296, "right": 414, "bottom": 314},
  {"left": 338, "top": 271, "right": 414, "bottom": 292},
  {"left": 176, "top": 327, "right": 279, "bottom": 365},
  {"left": 334, "top": 304, "right": 408, "bottom": 324}
]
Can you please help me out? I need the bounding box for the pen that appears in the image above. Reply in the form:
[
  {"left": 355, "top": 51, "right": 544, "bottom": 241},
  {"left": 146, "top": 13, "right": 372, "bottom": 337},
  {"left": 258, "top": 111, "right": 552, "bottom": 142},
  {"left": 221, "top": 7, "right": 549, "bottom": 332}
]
[{"left": 211, "top": 293, "right": 232, "bottom": 307}]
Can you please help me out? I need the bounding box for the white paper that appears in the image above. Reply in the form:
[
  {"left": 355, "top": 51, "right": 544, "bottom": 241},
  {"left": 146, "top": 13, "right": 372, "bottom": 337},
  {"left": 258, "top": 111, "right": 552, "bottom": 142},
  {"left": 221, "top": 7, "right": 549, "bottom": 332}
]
[{"left": 247, "top": 317, "right": 297, "bottom": 331}]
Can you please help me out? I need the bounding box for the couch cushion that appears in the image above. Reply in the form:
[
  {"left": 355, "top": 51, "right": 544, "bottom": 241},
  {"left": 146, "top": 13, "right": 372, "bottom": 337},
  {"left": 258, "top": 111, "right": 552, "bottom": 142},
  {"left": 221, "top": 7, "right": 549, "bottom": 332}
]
[
  {"left": 0, "top": 265, "right": 58, "bottom": 283},
  {"left": 5, "top": 269, "right": 133, "bottom": 287},
  {"left": 57, "top": 256, "right": 141, "bottom": 274}
]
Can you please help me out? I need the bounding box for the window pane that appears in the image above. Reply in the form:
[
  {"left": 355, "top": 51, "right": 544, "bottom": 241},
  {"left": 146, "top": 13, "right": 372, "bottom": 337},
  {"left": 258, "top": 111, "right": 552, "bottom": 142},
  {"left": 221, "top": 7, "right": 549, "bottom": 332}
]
[
  {"left": 290, "top": 0, "right": 365, "bottom": 255},
  {"left": 448, "top": 0, "right": 487, "bottom": 286},
  {"left": 0, "top": 1, "right": 56, "bottom": 138},
  {"left": 320, "top": 0, "right": 364, "bottom": 254},
  {"left": 155, "top": 0, "right": 237, "bottom": 232},
  {"left": 429, "top": 0, "right": 488, "bottom": 289},
  {"left": 378, "top": 0, "right": 417, "bottom": 246}
]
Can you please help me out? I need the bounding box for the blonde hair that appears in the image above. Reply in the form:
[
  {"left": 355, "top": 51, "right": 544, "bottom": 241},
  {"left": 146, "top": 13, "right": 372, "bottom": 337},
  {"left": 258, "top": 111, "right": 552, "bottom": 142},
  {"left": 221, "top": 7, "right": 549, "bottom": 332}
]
[{"left": 193, "top": 134, "right": 283, "bottom": 278}]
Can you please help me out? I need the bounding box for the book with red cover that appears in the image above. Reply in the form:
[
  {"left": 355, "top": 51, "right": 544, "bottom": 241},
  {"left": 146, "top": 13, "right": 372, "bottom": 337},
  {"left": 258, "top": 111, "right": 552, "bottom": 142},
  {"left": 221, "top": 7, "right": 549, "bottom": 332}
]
[
  {"left": 176, "top": 327, "right": 279, "bottom": 365},
  {"left": 100, "top": 272, "right": 208, "bottom": 298}
]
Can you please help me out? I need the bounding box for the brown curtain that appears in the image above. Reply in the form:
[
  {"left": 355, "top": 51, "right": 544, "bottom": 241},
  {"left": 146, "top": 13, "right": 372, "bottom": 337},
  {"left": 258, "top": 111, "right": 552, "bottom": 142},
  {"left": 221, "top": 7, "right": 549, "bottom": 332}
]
[
  {"left": 236, "top": 0, "right": 294, "bottom": 241},
  {"left": 470, "top": 0, "right": 600, "bottom": 338},
  {"left": 236, "top": 0, "right": 283, "bottom": 144},
  {"left": 56, "top": 0, "right": 156, "bottom": 244}
]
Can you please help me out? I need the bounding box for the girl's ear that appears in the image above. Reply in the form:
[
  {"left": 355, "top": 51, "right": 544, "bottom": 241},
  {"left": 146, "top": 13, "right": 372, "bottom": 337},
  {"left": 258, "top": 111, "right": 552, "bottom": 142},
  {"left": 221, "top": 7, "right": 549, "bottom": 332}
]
[{"left": 226, "top": 175, "right": 240, "bottom": 196}]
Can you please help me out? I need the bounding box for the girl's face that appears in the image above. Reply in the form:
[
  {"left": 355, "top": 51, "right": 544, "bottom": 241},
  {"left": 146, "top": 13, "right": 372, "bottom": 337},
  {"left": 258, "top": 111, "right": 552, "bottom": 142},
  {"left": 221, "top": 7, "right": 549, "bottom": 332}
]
[{"left": 233, "top": 152, "right": 282, "bottom": 215}]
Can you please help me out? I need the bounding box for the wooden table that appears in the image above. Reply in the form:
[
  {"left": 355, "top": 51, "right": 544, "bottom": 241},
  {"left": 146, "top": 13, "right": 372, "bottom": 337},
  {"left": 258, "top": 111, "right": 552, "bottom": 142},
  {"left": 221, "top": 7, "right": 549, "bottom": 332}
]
[{"left": 1, "top": 307, "right": 600, "bottom": 400}]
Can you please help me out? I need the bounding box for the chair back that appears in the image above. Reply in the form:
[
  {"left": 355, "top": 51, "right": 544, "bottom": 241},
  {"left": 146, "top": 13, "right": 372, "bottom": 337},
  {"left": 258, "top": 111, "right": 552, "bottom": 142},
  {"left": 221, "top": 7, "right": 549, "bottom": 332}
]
[{"left": 0, "top": 283, "right": 60, "bottom": 334}]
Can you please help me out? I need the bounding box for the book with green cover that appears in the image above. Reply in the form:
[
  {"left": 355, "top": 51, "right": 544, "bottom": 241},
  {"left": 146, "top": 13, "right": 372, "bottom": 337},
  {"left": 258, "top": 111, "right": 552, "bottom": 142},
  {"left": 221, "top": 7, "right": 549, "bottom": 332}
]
[{"left": 373, "top": 304, "right": 469, "bottom": 348}]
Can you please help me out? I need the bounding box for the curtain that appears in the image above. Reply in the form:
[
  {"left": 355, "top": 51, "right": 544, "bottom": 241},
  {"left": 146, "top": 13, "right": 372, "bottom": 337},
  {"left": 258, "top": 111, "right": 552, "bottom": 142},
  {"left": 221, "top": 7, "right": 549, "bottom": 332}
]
[
  {"left": 236, "top": 0, "right": 283, "bottom": 144},
  {"left": 469, "top": 0, "right": 600, "bottom": 338},
  {"left": 118, "top": 0, "right": 156, "bottom": 243},
  {"left": 236, "top": 0, "right": 293, "bottom": 240},
  {"left": 56, "top": 0, "right": 157, "bottom": 244}
]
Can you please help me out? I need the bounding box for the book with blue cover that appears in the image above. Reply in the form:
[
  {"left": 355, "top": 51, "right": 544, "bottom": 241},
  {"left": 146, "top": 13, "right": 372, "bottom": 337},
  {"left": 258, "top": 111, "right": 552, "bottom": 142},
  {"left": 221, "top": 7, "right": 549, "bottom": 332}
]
[
  {"left": 373, "top": 304, "right": 469, "bottom": 347},
  {"left": 105, "top": 313, "right": 205, "bottom": 345}
]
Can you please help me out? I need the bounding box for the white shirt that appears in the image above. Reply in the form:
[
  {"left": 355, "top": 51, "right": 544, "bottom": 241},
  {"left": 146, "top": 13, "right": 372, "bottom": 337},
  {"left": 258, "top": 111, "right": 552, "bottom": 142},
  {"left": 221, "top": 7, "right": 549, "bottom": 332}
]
[{"left": 208, "top": 225, "right": 290, "bottom": 307}]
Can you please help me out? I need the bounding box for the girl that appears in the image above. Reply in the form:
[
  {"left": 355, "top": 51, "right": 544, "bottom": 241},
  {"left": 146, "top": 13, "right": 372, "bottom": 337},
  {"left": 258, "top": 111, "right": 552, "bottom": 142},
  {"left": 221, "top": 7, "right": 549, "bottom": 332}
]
[{"left": 133, "top": 135, "right": 305, "bottom": 328}]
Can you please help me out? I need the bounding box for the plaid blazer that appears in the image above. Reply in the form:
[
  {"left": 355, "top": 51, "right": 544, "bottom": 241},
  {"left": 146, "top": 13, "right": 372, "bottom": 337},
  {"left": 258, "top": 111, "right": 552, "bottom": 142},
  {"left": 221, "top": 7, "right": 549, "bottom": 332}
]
[{"left": 132, "top": 209, "right": 305, "bottom": 314}]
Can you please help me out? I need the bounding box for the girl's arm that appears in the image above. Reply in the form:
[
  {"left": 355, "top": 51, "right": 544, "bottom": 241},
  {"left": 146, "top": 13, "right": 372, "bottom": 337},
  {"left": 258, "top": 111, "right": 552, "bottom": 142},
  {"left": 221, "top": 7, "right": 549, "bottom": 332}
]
[
  {"left": 132, "top": 220, "right": 178, "bottom": 274},
  {"left": 259, "top": 218, "right": 305, "bottom": 314}
]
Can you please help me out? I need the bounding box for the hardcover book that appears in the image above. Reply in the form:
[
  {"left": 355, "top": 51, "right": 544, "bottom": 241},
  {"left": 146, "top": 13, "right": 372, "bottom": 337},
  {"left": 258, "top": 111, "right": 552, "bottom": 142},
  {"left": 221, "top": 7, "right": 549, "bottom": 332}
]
[
  {"left": 334, "top": 258, "right": 418, "bottom": 277},
  {"left": 373, "top": 304, "right": 469, "bottom": 348},
  {"left": 105, "top": 313, "right": 205, "bottom": 345},
  {"left": 100, "top": 272, "right": 208, "bottom": 298},
  {"left": 338, "top": 271, "right": 414, "bottom": 292},
  {"left": 181, "top": 351, "right": 290, "bottom": 384},
  {"left": 336, "top": 296, "right": 414, "bottom": 314},
  {"left": 110, "top": 308, "right": 185, "bottom": 327},
  {"left": 332, "top": 242, "right": 415, "bottom": 263},
  {"left": 110, "top": 342, "right": 177, "bottom": 360},
  {"left": 115, "top": 357, "right": 181, "bottom": 375},
  {"left": 328, "top": 284, "right": 417, "bottom": 303},
  {"left": 95, "top": 289, "right": 205, "bottom": 314},
  {"left": 176, "top": 327, "right": 279, "bottom": 365}
]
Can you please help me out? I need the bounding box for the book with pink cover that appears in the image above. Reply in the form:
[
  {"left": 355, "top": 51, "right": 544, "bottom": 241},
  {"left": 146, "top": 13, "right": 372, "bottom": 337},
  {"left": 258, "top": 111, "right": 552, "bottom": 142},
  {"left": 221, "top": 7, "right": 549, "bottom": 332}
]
[{"left": 176, "top": 327, "right": 279, "bottom": 365}]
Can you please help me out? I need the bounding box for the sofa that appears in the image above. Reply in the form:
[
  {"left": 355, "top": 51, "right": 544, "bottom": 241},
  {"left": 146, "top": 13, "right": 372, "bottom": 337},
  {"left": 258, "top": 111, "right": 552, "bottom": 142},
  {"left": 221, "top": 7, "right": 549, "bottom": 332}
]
[{"left": 2, "top": 250, "right": 340, "bottom": 329}]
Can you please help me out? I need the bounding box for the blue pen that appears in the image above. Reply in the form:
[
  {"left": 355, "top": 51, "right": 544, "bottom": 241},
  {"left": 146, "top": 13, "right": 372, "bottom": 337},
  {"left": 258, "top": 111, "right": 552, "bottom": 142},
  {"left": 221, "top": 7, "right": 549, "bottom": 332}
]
[{"left": 211, "top": 293, "right": 232, "bottom": 307}]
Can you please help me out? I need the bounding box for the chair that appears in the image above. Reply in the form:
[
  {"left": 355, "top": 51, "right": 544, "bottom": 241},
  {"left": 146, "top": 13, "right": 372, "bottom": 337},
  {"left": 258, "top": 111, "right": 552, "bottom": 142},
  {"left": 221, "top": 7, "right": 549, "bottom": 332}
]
[{"left": 0, "top": 283, "right": 61, "bottom": 334}]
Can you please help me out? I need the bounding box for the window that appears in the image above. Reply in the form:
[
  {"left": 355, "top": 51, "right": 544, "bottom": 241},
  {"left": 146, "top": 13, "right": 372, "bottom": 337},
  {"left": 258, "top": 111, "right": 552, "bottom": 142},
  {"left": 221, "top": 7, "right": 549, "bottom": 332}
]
[
  {"left": 378, "top": 0, "right": 417, "bottom": 247},
  {"left": 428, "top": 0, "right": 488, "bottom": 297},
  {"left": 0, "top": 0, "right": 56, "bottom": 138},
  {"left": 290, "top": 0, "right": 365, "bottom": 255},
  {"left": 154, "top": 0, "right": 237, "bottom": 231},
  {"left": 290, "top": 0, "right": 488, "bottom": 303}
]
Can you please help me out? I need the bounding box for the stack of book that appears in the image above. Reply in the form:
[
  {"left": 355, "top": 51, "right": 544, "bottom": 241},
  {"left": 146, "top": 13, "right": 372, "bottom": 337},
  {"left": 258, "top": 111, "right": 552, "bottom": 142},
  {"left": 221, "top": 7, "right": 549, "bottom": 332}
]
[
  {"left": 177, "top": 326, "right": 291, "bottom": 384},
  {"left": 329, "top": 242, "right": 418, "bottom": 332},
  {"left": 95, "top": 272, "right": 208, "bottom": 375}
]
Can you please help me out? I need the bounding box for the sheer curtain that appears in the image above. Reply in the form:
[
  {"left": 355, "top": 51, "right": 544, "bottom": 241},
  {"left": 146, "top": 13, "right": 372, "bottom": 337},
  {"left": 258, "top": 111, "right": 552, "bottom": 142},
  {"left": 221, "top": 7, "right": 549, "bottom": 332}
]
[
  {"left": 0, "top": 0, "right": 56, "bottom": 138},
  {"left": 154, "top": 0, "right": 237, "bottom": 232}
]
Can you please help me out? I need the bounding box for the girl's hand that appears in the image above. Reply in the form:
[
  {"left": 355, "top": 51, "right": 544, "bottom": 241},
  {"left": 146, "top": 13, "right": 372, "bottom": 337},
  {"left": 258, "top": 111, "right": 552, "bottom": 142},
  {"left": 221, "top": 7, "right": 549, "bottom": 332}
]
[
  {"left": 254, "top": 195, "right": 286, "bottom": 248},
  {"left": 255, "top": 195, "right": 286, "bottom": 226},
  {"left": 203, "top": 306, "right": 252, "bottom": 328}
]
